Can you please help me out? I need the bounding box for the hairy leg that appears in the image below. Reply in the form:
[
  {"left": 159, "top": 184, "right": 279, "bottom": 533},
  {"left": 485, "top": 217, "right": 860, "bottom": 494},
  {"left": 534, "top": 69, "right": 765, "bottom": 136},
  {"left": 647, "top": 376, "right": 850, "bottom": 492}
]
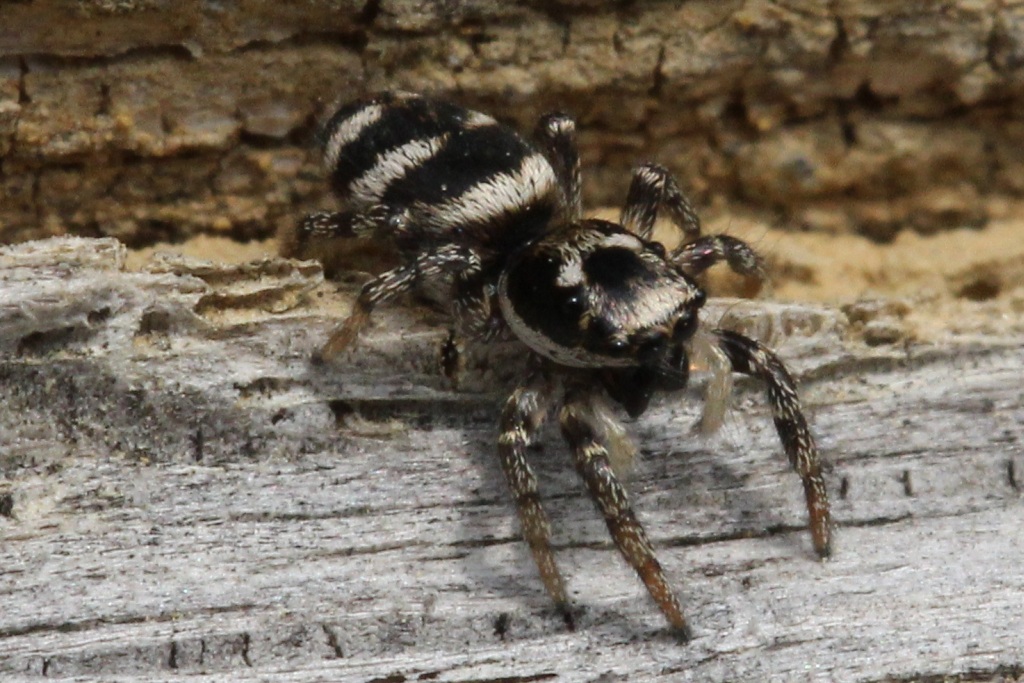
[
  {"left": 315, "top": 243, "right": 480, "bottom": 362},
  {"left": 560, "top": 382, "right": 691, "bottom": 640},
  {"left": 498, "top": 366, "right": 574, "bottom": 627},
  {"left": 619, "top": 163, "right": 702, "bottom": 243},
  {"left": 534, "top": 113, "right": 582, "bottom": 222},
  {"left": 711, "top": 329, "right": 832, "bottom": 557},
  {"left": 673, "top": 234, "right": 765, "bottom": 279},
  {"left": 288, "top": 205, "right": 399, "bottom": 253},
  {"left": 618, "top": 164, "right": 766, "bottom": 281},
  {"left": 440, "top": 276, "right": 509, "bottom": 387}
]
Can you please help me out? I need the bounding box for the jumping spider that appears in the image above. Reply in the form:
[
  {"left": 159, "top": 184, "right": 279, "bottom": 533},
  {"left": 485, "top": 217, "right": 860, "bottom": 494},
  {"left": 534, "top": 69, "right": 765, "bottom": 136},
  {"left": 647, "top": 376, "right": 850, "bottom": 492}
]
[{"left": 285, "top": 92, "right": 832, "bottom": 639}]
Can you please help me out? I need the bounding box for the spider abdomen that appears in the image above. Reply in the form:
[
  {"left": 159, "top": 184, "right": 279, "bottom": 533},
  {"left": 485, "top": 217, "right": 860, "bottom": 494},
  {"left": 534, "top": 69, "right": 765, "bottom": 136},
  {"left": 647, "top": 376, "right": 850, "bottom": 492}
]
[{"left": 319, "top": 92, "right": 562, "bottom": 257}]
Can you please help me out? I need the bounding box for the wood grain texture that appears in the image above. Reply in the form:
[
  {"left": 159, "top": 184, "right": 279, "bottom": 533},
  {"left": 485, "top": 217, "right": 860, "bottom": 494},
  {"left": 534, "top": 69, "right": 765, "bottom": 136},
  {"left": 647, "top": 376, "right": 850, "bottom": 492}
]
[{"left": 1, "top": 237, "right": 1022, "bottom": 682}]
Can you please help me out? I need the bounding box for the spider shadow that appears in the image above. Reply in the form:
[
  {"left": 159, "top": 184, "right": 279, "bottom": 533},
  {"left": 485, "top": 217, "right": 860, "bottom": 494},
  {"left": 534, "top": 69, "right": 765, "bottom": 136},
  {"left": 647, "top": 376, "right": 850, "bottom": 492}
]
[
  {"left": 291, "top": 324, "right": 811, "bottom": 640},
  {"left": 636, "top": 390, "right": 819, "bottom": 561},
  {"left": 447, "top": 382, "right": 812, "bottom": 640}
]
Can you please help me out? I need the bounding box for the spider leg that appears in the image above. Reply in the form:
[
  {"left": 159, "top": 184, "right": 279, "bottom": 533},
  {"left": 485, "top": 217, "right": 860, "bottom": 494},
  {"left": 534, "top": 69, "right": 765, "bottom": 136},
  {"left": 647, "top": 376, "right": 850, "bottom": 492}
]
[
  {"left": 441, "top": 275, "right": 507, "bottom": 387},
  {"left": 619, "top": 163, "right": 701, "bottom": 243},
  {"left": 673, "top": 234, "right": 765, "bottom": 280},
  {"left": 498, "top": 366, "right": 575, "bottom": 627},
  {"left": 687, "top": 328, "right": 735, "bottom": 435},
  {"left": 315, "top": 243, "right": 481, "bottom": 362},
  {"left": 534, "top": 113, "right": 582, "bottom": 221},
  {"left": 286, "top": 205, "right": 396, "bottom": 256},
  {"left": 439, "top": 328, "right": 465, "bottom": 388},
  {"left": 452, "top": 276, "right": 505, "bottom": 343},
  {"left": 293, "top": 210, "right": 360, "bottom": 244},
  {"left": 619, "top": 165, "right": 766, "bottom": 279},
  {"left": 560, "top": 382, "right": 691, "bottom": 640},
  {"left": 711, "top": 329, "right": 832, "bottom": 557}
]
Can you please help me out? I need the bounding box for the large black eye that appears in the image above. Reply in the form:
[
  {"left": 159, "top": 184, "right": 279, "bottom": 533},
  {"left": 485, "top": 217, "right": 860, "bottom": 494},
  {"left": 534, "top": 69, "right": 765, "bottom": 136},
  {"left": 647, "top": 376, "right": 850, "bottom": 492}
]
[
  {"left": 584, "top": 316, "right": 628, "bottom": 357},
  {"left": 673, "top": 312, "right": 699, "bottom": 341},
  {"left": 561, "top": 291, "right": 585, "bottom": 318}
]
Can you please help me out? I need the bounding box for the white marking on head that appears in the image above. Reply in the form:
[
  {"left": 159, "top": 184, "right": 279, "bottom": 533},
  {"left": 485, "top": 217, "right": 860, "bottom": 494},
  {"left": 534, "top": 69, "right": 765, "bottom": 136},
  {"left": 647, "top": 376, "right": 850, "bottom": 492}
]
[
  {"left": 497, "top": 267, "right": 634, "bottom": 370},
  {"left": 598, "top": 232, "right": 643, "bottom": 251},
  {"left": 463, "top": 110, "right": 498, "bottom": 129},
  {"left": 350, "top": 135, "right": 447, "bottom": 203},
  {"left": 324, "top": 103, "right": 384, "bottom": 170},
  {"left": 555, "top": 256, "right": 584, "bottom": 287}
]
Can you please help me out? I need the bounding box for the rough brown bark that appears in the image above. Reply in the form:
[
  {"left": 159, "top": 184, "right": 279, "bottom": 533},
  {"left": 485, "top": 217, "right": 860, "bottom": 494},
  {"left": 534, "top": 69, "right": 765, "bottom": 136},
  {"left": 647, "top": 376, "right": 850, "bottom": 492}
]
[
  {"left": 1, "top": 237, "right": 1022, "bottom": 682},
  {"left": 4, "top": 1, "right": 1024, "bottom": 246}
]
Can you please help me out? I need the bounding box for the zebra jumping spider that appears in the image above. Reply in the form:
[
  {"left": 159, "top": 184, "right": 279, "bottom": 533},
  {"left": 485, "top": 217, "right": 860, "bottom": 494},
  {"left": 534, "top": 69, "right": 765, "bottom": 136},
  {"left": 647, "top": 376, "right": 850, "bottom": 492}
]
[{"left": 285, "top": 92, "right": 831, "bottom": 640}]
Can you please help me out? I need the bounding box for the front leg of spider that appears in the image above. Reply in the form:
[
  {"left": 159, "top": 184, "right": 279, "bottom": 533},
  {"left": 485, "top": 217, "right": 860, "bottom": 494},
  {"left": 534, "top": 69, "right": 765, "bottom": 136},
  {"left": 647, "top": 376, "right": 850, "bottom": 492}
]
[
  {"left": 712, "top": 329, "right": 832, "bottom": 557},
  {"left": 497, "top": 368, "right": 576, "bottom": 629},
  {"left": 559, "top": 381, "right": 692, "bottom": 641},
  {"left": 619, "top": 163, "right": 702, "bottom": 242},
  {"left": 619, "top": 163, "right": 765, "bottom": 280}
]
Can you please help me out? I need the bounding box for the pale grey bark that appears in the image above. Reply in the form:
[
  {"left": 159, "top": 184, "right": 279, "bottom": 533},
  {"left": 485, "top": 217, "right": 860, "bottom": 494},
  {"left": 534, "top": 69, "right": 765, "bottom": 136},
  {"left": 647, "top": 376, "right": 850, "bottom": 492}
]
[{"left": 1, "top": 237, "right": 1022, "bottom": 682}]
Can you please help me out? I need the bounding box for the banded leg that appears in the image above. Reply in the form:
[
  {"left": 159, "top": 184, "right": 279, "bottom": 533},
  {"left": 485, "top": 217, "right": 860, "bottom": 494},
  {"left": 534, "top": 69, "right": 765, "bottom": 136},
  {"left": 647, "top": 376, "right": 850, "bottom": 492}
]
[
  {"left": 441, "top": 276, "right": 507, "bottom": 387},
  {"left": 560, "top": 385, "right": 690, "bottom": 640},
  {"left": 712, "top": 329, "right": 832, "bottom": 557},
  {"left": 619, "top": 163, "right": 702, "bottom": 243},
  {"left": 498, "top": 368, "right": 574, "bottom": 626},
  {"left": 534, "top": 113, "right": 582, "bottom": 221},
  {"left": 451, "top": 276, "right": 505, "bottom": 343},
  {"left": 674, "top": 234, "right": 765, "bottom": 280},
  {"left": 294, "top": 210, "right": 360, "bottom": 245},
  {"left": 316, "top": 244, "right": 480, "bottom": 362},
  {"left": 290, "top": 205, "right": 398, "bottom": 254}
]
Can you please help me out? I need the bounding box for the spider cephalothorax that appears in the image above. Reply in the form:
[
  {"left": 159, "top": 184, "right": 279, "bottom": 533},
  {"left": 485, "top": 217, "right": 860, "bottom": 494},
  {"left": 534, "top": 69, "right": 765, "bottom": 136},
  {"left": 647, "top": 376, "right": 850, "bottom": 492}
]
[
  {"left": 289, "top": 92, "right": 832, "bottom": 640},
  {"left": 498, "top": 219, "right": 705, "bottom": 417}
]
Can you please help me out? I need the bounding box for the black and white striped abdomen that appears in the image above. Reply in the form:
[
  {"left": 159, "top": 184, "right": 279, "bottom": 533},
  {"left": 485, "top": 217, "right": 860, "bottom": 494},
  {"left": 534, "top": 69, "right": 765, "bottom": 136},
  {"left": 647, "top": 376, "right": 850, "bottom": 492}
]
[{"left": 319, "top": 92, "right": 561, "bottom": 246}]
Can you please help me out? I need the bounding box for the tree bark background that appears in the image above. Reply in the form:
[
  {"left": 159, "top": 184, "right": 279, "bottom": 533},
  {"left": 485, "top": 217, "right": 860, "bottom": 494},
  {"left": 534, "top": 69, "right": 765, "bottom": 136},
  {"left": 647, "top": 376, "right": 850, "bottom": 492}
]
[
  {"left": 5, "top": 0, "right": 1024, "bottom": 245},
  {"left": 2, "top": 2, "right": 1024, "bottom": 682}
]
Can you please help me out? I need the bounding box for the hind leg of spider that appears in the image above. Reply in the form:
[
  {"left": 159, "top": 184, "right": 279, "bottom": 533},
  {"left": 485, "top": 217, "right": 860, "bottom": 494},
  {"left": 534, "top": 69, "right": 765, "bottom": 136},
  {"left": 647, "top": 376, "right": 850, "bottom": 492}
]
[
  {"left": 315, "top": 244, "right": 480, "bottom": 363},
  {"left": 712, "top": 329, "right": 832, "bottom": 558},
  {"left": 280, "top": 210, "right": 362, "bottom": 262},
  {"left": 498, "top": 367, "right": 575, "bottom": 629},
  {"left": 534, "top": 113, "right": 582, "bottom": 221},
  {"left": 560, "top": 382, "right": 691, "bottom": 641},
  {"left": 296, "top": 210, "right": 360, "bottom": 242}
]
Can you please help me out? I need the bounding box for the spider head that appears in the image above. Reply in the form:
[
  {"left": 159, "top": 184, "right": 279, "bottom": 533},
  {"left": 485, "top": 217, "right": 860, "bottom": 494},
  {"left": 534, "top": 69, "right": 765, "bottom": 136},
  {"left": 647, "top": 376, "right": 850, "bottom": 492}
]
[{"left": 498, "top": 219, "right": 706, "bottom": 415}]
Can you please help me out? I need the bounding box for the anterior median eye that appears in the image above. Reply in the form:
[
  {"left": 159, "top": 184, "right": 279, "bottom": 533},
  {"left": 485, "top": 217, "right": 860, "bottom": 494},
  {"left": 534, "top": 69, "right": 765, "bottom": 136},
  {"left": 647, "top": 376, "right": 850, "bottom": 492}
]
[
  {"left": 673, "top": 312, "right": 698, "bottom": 341},
  {"left": 583, "top": 315, "right": 627, "bottom": 357},
  {"left": 561, "top": 291, "right": 585, "bottom": 317}
]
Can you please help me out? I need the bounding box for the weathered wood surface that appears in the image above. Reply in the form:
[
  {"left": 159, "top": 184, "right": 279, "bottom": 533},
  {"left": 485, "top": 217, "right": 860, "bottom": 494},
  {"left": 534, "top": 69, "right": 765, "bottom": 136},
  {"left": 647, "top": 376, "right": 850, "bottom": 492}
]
[{"left": 1, "top": 237, "right": 1022, "bottom": 682}]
